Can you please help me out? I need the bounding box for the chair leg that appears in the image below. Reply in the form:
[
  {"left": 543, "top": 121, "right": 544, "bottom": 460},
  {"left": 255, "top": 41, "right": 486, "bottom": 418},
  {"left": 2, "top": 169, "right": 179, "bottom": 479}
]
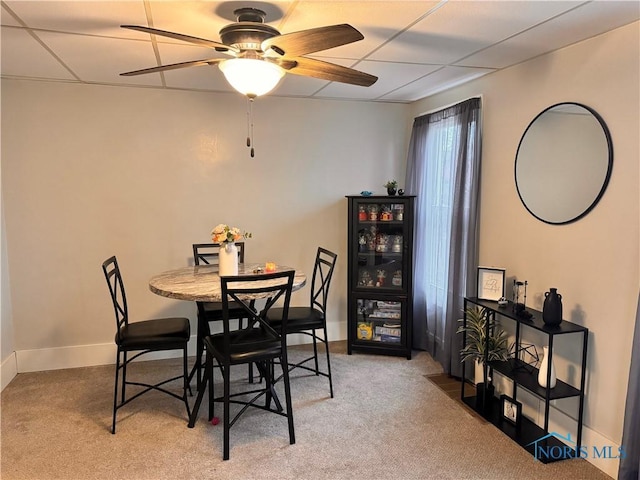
[
  {"left": 112, "top": 349, "right": 121, "bottom": 434},
  {"left": 188, "top": 353, "right": 210, "bottom": 428},
  {"left": 312, "top": 333, "right": 319, "bottom": 374},
  {"left": 280, "top": 351, "right": 296, "bottom": 445},
  {"left": 183, "top": 346, "right": 192, "bottom": 417},
  {"left": 323, "top": 325, "right": 334, "bottom": 398},
  {"left": 223, "top": 364, "right": 231, "bottom": 461}
]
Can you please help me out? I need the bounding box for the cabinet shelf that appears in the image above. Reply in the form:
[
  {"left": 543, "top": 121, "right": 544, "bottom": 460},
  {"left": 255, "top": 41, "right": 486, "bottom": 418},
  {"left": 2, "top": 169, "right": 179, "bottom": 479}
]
[{"left": 490, "top": 359, "right": 581, "bottom": 399}]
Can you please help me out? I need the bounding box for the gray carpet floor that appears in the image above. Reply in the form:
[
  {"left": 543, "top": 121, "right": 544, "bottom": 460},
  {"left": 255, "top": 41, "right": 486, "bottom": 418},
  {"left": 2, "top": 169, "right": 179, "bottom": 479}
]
[{"left": 1, "top": 342, "right": 611, "bottom": 479}]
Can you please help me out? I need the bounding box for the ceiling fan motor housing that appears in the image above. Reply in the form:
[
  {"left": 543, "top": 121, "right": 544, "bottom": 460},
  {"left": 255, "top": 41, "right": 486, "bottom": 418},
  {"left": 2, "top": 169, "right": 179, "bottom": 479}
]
[{"left": 219, "top": 8, "right": 280, "bottom": 53}]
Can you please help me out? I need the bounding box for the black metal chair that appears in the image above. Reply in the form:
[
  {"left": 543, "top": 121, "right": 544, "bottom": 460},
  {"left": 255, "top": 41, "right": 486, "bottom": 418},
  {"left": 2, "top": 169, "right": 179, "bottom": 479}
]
[
  {"left": 189, "top": 243, "right": 251, "bottom": 388},
  {"left": 102, "top": 255, "right": 191, "bottom": 434},
  {"left": 266, "top": 247, "right": 337, "bottom": 397},
  {"left": 188, "top": 270, "right": 296, "bottom": 461}
]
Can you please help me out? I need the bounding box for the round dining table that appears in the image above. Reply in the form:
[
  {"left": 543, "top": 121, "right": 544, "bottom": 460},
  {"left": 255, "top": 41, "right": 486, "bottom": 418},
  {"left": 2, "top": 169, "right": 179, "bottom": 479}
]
[{"left": 149, "top": 263, "right": 307, "bottom": 302}]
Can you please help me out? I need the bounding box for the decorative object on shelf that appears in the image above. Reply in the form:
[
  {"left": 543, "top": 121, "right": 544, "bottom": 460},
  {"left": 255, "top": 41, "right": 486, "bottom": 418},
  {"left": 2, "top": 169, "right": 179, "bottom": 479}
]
[
  {"left": 376, "top": 269, "right": 386, "bottom": 287},
  {"left": 394, "top": 204, "right": 404, "bottom": 220},
  {"left": 498, "top": 296, "right": 508, "bottom": 307},
  {"left": 368, "top": 204, "right": 379, "bottom": 221},
  {"left": 357, "top": 321, "right": 373, "bottom": 340},
  {"left": 358, "top": 231, "right": 368, "bottom": 252},
  {"left": 537, "top": 345, "right": 557, "bottom": 388},
  {"left": 398, "top": 189, "right": 405, "bottom": 196},
  {"left": 392, "top": 235, "right": 403, "bottom": 253},
  {"left": 542, "top": 288, "right": 563, "bottom": 327},
  {"left": 375, "top": 233, "right": 389, "bottom": 252},
  {"left": 384, "top": 180, "right": 398, "bottom": 196},
  {"left": 358, "top": 205, "right": 367, "bottom": 220},
  {"left": 211, "top": 223, "right": 252, "bottom": 276},
  {"left": 360, "top": 191, "right": 373, "bottom": 197},
  {"left": 392, "top": 270, "right": 402, "bottom": 287},
  {"left": 508, "top": 342, "right": 539, "bottom": 374},
  {"left": 500, "top": 394, "right": 522, "bottom": 427},
  {"left": 512, "top": 280, "right": 533, "bottom": 319},
  {"left": 477, "top": 267, "right": 506, "bottom": 301},
  {"left": 457, "top": 306, "right": 510, "bottom": 386},
  {"left": 380, "top": 205, "right": 393, "bottom": 221}
]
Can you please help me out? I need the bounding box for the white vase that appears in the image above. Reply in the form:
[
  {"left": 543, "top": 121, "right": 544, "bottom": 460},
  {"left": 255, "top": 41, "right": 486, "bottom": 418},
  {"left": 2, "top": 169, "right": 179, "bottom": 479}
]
[
  {"left": 218, "top": 242, "right": 238, "bottom": 276},
  {"left": 538, "top": 346, "right": 557, "bottom": 388},
  {"left": 474, "top": 359, "right": 485, "bottom": 386}
]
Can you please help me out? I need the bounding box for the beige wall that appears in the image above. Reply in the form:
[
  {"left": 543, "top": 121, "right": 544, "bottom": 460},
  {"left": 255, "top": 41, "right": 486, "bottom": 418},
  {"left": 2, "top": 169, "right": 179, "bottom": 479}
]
[
  {"left": 411, "top": 20, "right": 639, "bottom": 464},
  {"left": 1, "top": 81, "right": 409, "bottom": 366}
]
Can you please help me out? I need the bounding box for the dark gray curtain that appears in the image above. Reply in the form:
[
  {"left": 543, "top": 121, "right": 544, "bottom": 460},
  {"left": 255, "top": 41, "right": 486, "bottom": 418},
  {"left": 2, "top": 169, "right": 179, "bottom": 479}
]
[
  {"left": 405, "top": 98, "right": 481, "bottom": 377},
  {"left": 619, "top": 291, "right": 640, "bottom": 480}
]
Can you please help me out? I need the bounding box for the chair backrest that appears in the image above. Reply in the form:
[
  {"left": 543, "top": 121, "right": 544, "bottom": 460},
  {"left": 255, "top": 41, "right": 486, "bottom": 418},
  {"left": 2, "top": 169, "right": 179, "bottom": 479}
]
[
  {"left": 193, "top": 242, "right": 245, "bottom": 266},
  {"left": 102, "top": 256, "right": 128, "bottom": 342},
  {"left": 309, "top": 247, "right": 338, "bottom": 315},
  {"left": 220, "top": 270, "right": 295, "bottom": 351}
]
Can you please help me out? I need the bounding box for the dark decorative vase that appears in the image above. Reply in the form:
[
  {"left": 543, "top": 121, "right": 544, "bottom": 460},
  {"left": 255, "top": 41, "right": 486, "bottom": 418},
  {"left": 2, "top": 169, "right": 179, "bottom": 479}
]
[
  {"left": 387, "top": 187, "right": 397, "bottom": 196},
  {"left": 542, "top": 288, "right": 563, "bottom": 327}
]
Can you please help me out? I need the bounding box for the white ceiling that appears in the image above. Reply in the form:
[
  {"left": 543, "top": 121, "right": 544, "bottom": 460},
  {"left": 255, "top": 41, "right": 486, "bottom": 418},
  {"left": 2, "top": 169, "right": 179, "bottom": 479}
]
[{"left": 1, "top": 0, "right": 638, "bottom": 103}]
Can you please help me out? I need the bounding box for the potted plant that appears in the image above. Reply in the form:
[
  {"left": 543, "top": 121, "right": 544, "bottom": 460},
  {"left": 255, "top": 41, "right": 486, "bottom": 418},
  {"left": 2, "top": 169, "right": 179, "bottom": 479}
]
[
  {"left": 457, "top": 306, "right": 510, "bottom": 412},
  {"left": 384, "top": 180, "right": 398, "bottom": 195}
]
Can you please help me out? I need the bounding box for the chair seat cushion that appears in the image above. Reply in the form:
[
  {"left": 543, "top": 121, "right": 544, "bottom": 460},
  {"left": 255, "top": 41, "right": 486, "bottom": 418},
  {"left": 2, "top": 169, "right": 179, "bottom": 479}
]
[
  {"left": 117, "top": 317, "right": 190, "bottom": 350},
  {"left": 200, "top": 301, "right": 249, "bottom": 321},
  {"left": 266, "top": 307, "right": 324, "bottom": 332},
  {"left": 206, "top": 329, "right": 281, "bottom": 364}
]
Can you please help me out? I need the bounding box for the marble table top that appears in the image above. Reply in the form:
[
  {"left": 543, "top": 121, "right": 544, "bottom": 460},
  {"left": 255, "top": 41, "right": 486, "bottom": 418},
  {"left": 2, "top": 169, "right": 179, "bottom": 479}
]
[{"left": 149, "top": 263, "right": 307, "bottom": 302}]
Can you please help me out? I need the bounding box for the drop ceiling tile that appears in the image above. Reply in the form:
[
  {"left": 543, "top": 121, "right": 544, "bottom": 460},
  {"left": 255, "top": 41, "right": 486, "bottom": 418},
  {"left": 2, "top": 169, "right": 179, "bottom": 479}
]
[
  {"left": 462, "top": 1, "right": 640, "bottom": 68},
  {"left": 1, "top": 27, "right": 75, "bottom": 80},
  {"left": 379, "top": 65, "right": 494, "bottom": 102},
  {"left": 279, "top": 1, "right": 441, "bottom": 59},
  {"left": 317, "top": 59, "right": 441, "bottom": 100},
  {"left": 36, "top": 31, "right": 162, "bottom": 86},
  {"left": 369, "top": 0, "right": 582, "bottom": 65},
  {"left": 1, "top": 4, "right": 22, "bottom": 26},
  {"left": 3, "top": 1, "right": 147, "bottom": 39}
]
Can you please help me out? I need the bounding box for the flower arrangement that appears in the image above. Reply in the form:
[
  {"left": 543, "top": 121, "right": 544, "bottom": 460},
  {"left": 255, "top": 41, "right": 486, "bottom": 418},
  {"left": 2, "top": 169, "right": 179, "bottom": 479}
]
[
  {"left": 384, "top": 179, "right": 398, "bottom": 189},
  {"left": 211, "top": 224, "right": 252, "bottom": 244}
]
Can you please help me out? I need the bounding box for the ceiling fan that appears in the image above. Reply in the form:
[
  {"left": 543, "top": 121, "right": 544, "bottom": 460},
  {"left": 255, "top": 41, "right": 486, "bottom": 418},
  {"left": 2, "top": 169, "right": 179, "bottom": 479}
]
[{"left": 120, "top": 7, "right": 378, "bottom": 98}]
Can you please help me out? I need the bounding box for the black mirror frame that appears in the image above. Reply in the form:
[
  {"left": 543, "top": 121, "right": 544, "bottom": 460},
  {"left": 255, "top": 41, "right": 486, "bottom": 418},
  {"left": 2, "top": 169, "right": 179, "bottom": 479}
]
[{"left": 514, "top": 102, "right": 614, "bottom": 225}]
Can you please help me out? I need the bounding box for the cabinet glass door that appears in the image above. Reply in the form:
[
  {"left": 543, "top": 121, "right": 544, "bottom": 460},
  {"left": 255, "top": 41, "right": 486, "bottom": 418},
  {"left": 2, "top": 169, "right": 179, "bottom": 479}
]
[
  {"left": 354, "top": 298, "right": 406, "bottom": 346},
  {"left": 353, "top": 199, "right": 408, "bottom": 293}
]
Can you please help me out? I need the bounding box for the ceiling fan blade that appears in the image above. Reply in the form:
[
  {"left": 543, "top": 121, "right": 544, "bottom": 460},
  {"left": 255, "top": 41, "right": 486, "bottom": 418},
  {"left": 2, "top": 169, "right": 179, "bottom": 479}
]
[
  {"left": 262, "top": 24, "right": 363, "bottom": 57},
  {"left": 279, "top": 57, "right": 377, "bottom": 87},
  {"left": 120, "top": 58, "right": 223, "bottom": 76},
  {"left": 121, "top": 25, "right": 238, "bottom": 53}
]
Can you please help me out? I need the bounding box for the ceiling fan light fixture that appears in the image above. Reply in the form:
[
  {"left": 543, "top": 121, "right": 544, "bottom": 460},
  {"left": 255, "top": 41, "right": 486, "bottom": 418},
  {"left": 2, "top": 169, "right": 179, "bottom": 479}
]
[{"left": 219, "top": 58, "right": 285, "bottom": 97}]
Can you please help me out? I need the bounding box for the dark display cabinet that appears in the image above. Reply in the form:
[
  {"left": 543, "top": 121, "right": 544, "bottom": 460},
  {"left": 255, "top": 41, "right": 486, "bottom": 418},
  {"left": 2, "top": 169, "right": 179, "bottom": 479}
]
[{"left": 346, "top": 195, "right": 415, "bottom": 359}]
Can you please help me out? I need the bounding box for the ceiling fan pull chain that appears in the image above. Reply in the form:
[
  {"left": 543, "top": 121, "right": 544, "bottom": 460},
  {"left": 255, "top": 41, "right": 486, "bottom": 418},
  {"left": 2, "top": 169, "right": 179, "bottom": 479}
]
[
  {"left": 248, "top": 96, "right": 255, "bottom": 158},
  {"left": 246, "top": 96, "right": 251, "bottom": 148}
]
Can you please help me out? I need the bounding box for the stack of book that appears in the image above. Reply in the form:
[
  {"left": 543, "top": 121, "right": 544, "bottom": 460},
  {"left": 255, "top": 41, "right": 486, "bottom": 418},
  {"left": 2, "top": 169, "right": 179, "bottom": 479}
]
[{"left": 371, "top": 302, "right": 401, "bottom": 342}]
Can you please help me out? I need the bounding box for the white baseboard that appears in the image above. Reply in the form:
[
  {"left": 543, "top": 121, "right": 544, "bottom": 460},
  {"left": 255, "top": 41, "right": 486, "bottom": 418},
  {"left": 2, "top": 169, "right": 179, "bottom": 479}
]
[
  {"left": 11, "top": 328, "right": 346, "bottom": 375},
  {"left": 1, "top": 352, "right": 18, "bottom": 391},
  {"left": 14, "top": 336, "right": 199, "bottom": 373}
]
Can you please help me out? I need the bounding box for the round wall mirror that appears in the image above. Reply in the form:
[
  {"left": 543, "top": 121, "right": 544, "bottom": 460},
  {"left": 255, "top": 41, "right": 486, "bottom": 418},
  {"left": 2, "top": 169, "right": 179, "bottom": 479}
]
[{"left": 514, "top": 102, "right": 613, "bottom": 225}]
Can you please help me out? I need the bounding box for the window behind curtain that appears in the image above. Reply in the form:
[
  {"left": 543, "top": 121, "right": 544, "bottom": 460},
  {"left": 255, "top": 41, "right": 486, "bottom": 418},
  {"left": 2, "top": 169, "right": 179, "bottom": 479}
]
[{"left": 405, "top": 98, "right": 481, "bottom": 376}]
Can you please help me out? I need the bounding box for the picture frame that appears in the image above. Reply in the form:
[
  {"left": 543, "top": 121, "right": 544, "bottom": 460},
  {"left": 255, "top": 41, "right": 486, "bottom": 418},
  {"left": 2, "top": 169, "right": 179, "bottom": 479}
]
[
  {"left": 500, "top": 394, "right": 522, "bottom": 427},
  {"left": 477, "top": 267, "right": 506, "bottom": 301}
]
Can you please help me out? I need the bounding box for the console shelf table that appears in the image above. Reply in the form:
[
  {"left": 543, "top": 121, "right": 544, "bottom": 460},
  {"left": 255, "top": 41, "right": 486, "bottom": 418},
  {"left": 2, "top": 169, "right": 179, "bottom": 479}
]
[{"left": 460, "top": 297, "right": 588, "bottom": 463}]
